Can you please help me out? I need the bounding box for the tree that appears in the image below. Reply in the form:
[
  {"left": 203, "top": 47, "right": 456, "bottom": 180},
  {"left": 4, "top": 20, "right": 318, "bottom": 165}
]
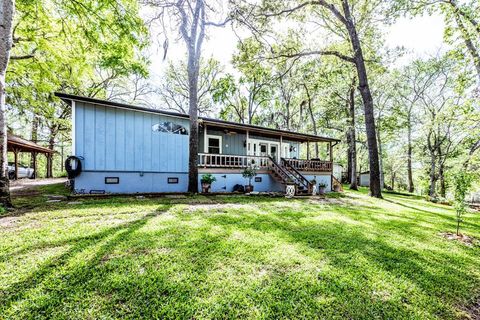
[
  {"left": 395, "top": 0, "right": 480, "bottom": 91},
  {"left": 7, "top": 0, "right": 148, "bottom": 178},
  {"left": 217, "top": 38, "right": 273, "bottom": 124},
  {"left": 235, "top": 0, "right": 385, "bottom": 197},
  {"left": 0, "top": 0, "right": 15, "bottom": 207},
  {"left": 158, "top": 58, "right": 224, "bottom": 116},
  {"left": 452, "top": 171, "right": 473, "bottom": 236},
  {"left": 407, "top": 56, "right": 472, "bottom": 198},
  {"left": 145, "top": 0, "right": 230, "bottom": 193}
]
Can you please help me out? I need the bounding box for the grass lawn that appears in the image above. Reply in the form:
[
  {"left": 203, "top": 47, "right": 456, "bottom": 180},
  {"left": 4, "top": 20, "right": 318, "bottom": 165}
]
[{"left": 1, "top": 184, "right": 479, "bottom": 319}]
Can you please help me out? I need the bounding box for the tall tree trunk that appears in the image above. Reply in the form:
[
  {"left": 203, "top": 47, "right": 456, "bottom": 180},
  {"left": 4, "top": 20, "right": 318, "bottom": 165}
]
[
  {"left": 0, "top": 0, "right": 15, "bottom": 207},
  {"left": 377, "top": 113, "right": 384, "bottom": 189},
  {"left": 348, "top": 82, "right": 358, "bottom": 190},
  {"left": 342, "top": 1, "right": 381, "bottom": 197},
  {"left": 303, "top": 84, "right": 319, "bottom": 158},
  {"left": 439, "top": 162, "right": 446, "bottom": 198},
  {"left": 46, "top": 133, "right": 55, "bottom": 178},
  {"left": 407, "top": 116, "right": 414, "bottom": 193},
  {"left": 429, "top": 152, "right": 436, "bottom": 197},
  {"left": 187, "top": 63, "right": 199, "bottom": 193},
  {"left": 182, "top": 0, "right": 206, "bottom": 193},
  {"left": 346, "top": 130, "right": 352, "bottom": 183},
  {"left": 448, "top": 0, "right": 480, "bottom": 36}
]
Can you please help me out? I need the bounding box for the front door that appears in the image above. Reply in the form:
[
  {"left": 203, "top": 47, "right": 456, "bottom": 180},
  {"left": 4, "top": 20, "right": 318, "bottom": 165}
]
[
  {"left": 282, "top": 143, "right": 290, "bottom": 159},
  {"left": 270, "top": 143, "right": 279, "bottom": 162}
]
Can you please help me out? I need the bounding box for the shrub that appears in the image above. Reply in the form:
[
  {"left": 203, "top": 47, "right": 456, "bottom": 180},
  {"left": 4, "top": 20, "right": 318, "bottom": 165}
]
[
  {"left": 242, "top": 165, "right": 258, "bottom": 186},
  {"left": 200, "top": 174, "right": 216, "bottom": 184}
]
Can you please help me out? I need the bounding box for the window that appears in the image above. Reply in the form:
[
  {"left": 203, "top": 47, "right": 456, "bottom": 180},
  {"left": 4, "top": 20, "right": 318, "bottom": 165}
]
[
  {"left": 105, "top": 177, "right": 119, "bottom": 184},
  {"left": 167, "top": 177, "right": 179, "bottom": 184},
  {"left": 260, "top": 144, "right": 267, "bottom": 153},
  {"left": 207, "top": 136, "right": 222, "bottom": 154},
  {"left": 90, "top": 190, "right": 105, "bottom": 194},
  {"left": 152, "top": 122, "right": 188, "bottom": 135}
]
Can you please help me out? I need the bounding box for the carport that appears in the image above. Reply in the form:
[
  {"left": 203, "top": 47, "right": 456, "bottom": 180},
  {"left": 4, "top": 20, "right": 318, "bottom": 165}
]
[{"left": 7, "top": 134, "right": 55, "bottom": 179}]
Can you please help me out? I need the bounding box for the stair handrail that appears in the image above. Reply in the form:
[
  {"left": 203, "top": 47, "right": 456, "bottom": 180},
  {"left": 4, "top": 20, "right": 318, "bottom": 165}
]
[
  {"left": 281, "top": 158, "right": 313, "bottom": 192},
  {"left": 332, "top": 176, "right": 344, "bottom": 192},
  {"left": 268, "top": 156, "right": 295, "bottom": 184}
]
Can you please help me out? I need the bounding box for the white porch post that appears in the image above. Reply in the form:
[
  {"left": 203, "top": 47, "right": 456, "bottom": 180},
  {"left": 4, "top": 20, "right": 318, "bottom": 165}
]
[
  {"left": 246, "top": 130, "right": 250, "bottom": 155},
  {"left": 280, "top": 135, "right": 283, "bottom": 158},
  {"left": 204, "top": 123, "right": 208, "bottom": 153}
]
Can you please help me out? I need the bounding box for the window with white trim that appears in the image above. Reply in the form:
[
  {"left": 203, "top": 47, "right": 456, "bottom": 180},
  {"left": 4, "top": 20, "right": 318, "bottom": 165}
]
[{"left": 207, "top": 135, "right": 222, "bottom": 154}]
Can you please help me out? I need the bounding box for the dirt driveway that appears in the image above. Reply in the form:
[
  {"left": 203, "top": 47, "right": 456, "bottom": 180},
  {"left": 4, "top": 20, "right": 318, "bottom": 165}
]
[{"left": 10, "top": 178, "right": 67, "bottom": 196}]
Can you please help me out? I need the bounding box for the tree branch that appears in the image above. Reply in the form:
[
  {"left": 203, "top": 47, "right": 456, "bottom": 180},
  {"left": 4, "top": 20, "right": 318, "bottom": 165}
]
[{"left": 271, "top": 50, "right": 355, "bottom": 63}]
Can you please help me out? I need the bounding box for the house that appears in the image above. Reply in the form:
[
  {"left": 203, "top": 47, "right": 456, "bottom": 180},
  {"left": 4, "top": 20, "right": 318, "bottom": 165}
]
[{"left": 56, "top": 93, "right": 340, "bottom": 195}]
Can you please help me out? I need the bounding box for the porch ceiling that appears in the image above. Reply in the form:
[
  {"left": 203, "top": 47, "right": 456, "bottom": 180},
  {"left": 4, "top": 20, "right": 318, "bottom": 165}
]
[{"left": 200, "top": 119, "right": 339, "bottom": 143}]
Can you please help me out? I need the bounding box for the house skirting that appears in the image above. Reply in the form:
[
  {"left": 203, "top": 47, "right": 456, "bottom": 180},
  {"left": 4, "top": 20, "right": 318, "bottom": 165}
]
[{"left": 72, "top": 171, "right": 332, "bottom": 194}]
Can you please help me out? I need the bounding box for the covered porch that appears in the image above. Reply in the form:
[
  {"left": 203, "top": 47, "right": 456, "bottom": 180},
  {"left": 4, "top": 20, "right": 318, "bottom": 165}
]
[
  {"left": 197, "top": 118, "right": 338, "bottom": 173},
  {"left": 7, "top": 134, "right": 55, "bottom": 179}
]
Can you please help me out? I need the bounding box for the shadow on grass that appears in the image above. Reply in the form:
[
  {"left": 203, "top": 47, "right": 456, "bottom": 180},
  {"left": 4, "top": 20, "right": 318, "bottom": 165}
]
[
  {"left": 204, "top": 205, "right": 479, "bottom": 318},
  {"left": 0, "top": 208, "right": 167, "bottom": 314}
]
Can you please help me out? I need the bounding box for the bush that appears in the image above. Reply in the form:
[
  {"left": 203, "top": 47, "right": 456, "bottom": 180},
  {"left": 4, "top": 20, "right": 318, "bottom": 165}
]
[
  {"left": 200, "top": 174, "right": 216, "bottom": 184},
  {"left": 242, "top": 165, "right": 258, "bottom": 186}
]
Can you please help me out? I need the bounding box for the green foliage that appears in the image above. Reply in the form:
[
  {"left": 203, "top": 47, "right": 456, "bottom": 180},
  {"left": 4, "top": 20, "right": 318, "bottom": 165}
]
[
  {"left": 200, "top": 174, "right": 217, "bottom": 184},
  {"left": 452, "top": 171, "right": 474, "bottom": 235},
  {"left": 6, "top": 0, "right": 148, "bottom": 161},
  {"left": 160, "top": 58, "right": 224, "bottom": 115},
  {"left": 242, "top": 165, "right": 258, "bottom": 185}
]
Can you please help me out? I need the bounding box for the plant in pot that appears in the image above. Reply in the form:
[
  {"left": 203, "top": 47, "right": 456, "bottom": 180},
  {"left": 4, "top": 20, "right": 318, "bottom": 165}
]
[
  {"left": 242, "top": 165, "right": 258, "bottom": 193},
  {"left": 200, "top": 174, "right": 216, "bottom": 193},
  {"left": 318, "top": 182, "right": 327, "bottom": 195}
]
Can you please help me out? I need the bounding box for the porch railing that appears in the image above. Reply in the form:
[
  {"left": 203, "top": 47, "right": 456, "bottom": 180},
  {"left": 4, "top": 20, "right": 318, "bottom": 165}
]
[
  {"left": 283, "top": 158, "right": 332, "bottom": 172},
  {"left": 198, "top": 153, "right": 333, "bottom": 172},
  {"left": 198, "top": 153, "right": 270, "bottom": 169}
]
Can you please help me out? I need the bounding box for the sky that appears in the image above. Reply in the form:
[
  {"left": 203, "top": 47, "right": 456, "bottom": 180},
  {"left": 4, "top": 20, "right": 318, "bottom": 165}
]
[{"left": 144, "top": 12, "right": 447, "bottom": 81}]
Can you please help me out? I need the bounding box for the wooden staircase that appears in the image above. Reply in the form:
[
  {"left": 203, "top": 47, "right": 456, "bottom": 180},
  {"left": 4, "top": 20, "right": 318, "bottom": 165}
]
[{"left": 268, "top": 156, "right": 313, "bottom": 196}]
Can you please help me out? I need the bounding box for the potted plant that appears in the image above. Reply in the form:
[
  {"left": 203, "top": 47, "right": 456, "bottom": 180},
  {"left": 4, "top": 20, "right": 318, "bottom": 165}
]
[
  {"left": 200, "top": 174, "right": 216, "bottom": 193},
  {"left": 318, "top": 182, "right": 327, "bottom": 195},
  {"left": 242, "top": 165, "right": 258, "bottom": 193}
]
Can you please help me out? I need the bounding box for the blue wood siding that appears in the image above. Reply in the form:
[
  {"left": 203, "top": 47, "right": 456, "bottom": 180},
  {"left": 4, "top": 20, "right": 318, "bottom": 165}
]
[
  {"left": 75, "top": 102, "right": 189, "bottom": 173},
  {"left": 199, "top": 128, "right": 301, "bottom": 158}
]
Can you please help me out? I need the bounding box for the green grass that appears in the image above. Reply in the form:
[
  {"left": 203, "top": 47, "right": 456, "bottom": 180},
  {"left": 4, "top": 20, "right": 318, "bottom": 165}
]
[{"left": 1, "top": 185, "right": 479, "bottom": 319}]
